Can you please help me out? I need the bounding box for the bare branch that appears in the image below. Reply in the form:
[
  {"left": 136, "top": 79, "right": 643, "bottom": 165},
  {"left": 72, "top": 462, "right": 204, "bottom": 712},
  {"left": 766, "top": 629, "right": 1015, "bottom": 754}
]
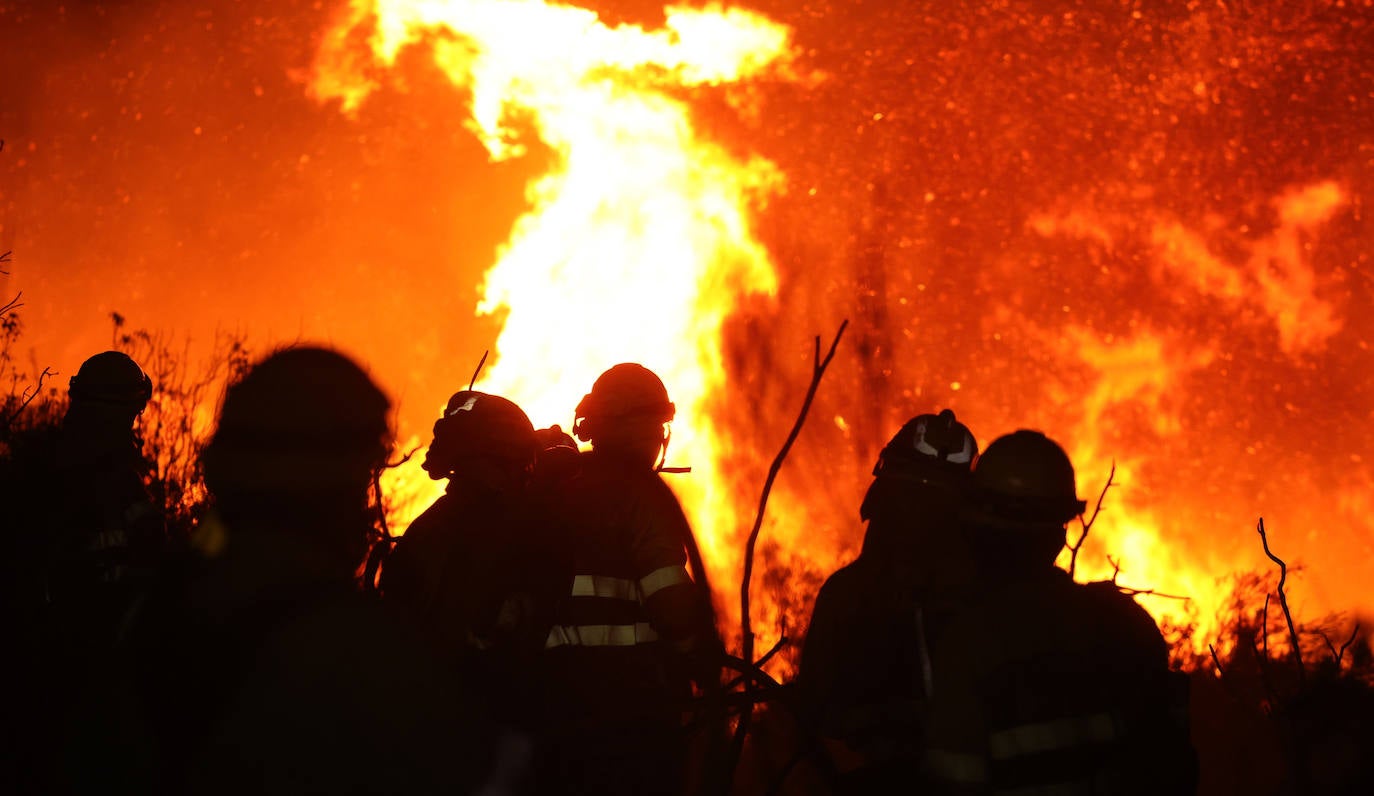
[
  {"left": 1209, "top": 643, "right": 1226, "bottom": 677},
  {"left": 1249, "top": 634, "right": 1278, "bottom": 715},
  {"left": 1106, "top": 554, "right": 1122, "bottom": 585},
  {"left": 723, "top": 635, "right": 790, "bottom": 691},
  {"left": 1257, "top": 517, "right": 1304, "bottom": 681},
  {"left": 740, "top": 319, "right": 848, "bottom": 666},
  {"left": 1321, "top": 621, "right": 1361, "bottom": 669},
  {"left": 1, "top": 365, "right": 52, "bottom": 429},
  {"left": 1, "top": 291, "right": 21, "bottom": 317},
  {"left": 1069, "top": 460, "right": 1115, "bottom": 578},
  {"left": 384, "top": 443, "right": 422, "bottom": 470},
  {"left": 1261, "top": 592, "right": 1271, "bottom": 659},
  {"left": 731, "top": 319, "right": 848, "bottom": 775},
  {"left": 1115, "top": 585, "right": 1190, "bottom": 602},
  {"left": 754, "top": 635, "right": 789, "bottom": 671}
]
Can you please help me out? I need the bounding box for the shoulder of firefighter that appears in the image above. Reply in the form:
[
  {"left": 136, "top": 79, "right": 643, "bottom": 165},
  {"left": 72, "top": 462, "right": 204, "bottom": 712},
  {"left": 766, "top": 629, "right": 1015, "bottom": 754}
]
[
  {"left": 797, "top": 558, "right": 936, "bottom": 779},
  {"left": 920, "top": 575, "right": 1197, "bottom": 795},
  {"left": 46, "top": 464, "right": 166, "bottom": 604},
  {"left": 543, "top": 457, "right": 714, "bottom": 672}
]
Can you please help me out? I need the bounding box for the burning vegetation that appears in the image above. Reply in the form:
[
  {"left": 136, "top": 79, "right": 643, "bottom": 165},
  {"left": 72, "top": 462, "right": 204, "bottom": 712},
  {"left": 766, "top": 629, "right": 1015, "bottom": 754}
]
[{"left": 2, "top": 0, "right": 1373, "bottom": 792}]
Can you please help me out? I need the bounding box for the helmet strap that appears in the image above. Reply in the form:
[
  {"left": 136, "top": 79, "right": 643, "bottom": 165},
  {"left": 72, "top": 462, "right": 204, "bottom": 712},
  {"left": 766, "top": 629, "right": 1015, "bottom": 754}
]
[{"left": 655, "top": 423, "right": 692, "bottom": 474}]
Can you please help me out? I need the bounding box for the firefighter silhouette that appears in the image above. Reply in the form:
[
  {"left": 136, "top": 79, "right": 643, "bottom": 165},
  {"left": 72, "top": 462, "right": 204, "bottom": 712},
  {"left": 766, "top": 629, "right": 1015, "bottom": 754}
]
[
  {"left": 122, "top": 347, "right": 493, "bottom": 795},
  {"left": 380, "top": 390, "right": 562, "bottom": 691},
  {"left": 46, "top": 351, "right": 164, "bottom": 622},
  {"left": 920, "top": 430, "right": 1197, "bottom": 795},
  {"left": 4, "top": 351, "right": 165, "bottom": 793},
  {"left": 534, "top": 363, "right": 720, "bottom": 796},
  {"left": 796, "top": 408, "right": 978, "bottom": 793}
]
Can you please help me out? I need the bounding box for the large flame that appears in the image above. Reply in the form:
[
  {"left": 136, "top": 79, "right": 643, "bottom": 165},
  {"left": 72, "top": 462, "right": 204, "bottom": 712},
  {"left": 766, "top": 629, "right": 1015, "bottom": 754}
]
[
  {"left": 311, "top": 0, "right": 796, "bottom": 607},
  {"left": 6, "top": 0, "right": 1370, "bottom": 665}
]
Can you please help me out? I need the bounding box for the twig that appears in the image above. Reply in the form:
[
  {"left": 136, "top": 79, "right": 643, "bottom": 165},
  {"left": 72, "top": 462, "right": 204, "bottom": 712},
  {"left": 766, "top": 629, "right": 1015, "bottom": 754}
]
[
  {"left": 1106, "top": 554, "right": 1122, "bottom": 584},
  {"left": 725, "top": 636, "right": 790, "bottom": 690},
  {"left": 1, "top": 366, "right": 52, "bottom": 429},
  {"left": 754, "top": 634, "right": 789, "bottom": 670},
  {"left": 1257, "top": 518, "right": 1304, "bottom": 681},
  {"left": 384, "top": 443, "right": 422, "bottom": 470},
  {"left": 1321, "top": 622, "right": 1361, "bottom": 669},
  {"left": 1115, "top": 585, "right": 1190, "bottom": 601},
  {"left": 1249, "top": 635, "right": 1278, "bottom": 715},
  {"left": 1069, "top": 460, "right": 1115, "bottom": 578},
  {"left": 1261, "top": 592, "right": 1271, "bottom": 659},
  {"left": 740, "top": 320, "right": 848, "bottom": 666},
  {"left": 1338, "top": 622, "right": 1361, "bottom": 666},
  {"left": 730, "top": 319, "right": 848, "bottom": 771},
  {"left": 1, "top": 291, "right": 21, "bottom": 317},
  {"left": 1209, "top": 643, "right": 1226, "bottom": 677},
  {"left": 468, "top": 349, "right": 489, "bottom": 391}
]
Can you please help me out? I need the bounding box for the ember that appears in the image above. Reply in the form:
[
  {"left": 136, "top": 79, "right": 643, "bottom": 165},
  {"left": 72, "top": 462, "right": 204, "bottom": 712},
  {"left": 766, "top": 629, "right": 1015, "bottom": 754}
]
[{"left": 3, "top": 0, "right": 1371, "bottom": 666}]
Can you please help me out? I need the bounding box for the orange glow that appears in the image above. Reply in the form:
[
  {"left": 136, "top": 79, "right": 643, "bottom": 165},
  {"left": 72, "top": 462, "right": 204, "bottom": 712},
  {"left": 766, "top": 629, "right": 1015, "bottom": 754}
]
[
  {"left": 6, "top": 1, "right": 1371, "bottom": 665},
  {"left": 313, "top": 0, "right": 796, "bottom": 623}
]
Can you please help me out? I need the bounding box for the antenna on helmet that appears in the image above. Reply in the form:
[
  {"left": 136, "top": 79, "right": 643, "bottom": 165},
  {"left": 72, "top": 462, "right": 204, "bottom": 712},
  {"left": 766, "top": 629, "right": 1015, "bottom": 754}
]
[{"left": 468, "top": 350, "right": 490, "bottom": 391}]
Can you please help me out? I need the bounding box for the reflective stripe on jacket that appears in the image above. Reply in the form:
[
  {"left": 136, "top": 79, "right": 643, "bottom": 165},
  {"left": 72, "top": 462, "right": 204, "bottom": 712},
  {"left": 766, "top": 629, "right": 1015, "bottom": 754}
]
[{"left": 922, "top": 573, "right": 1197, "bottom": 795}]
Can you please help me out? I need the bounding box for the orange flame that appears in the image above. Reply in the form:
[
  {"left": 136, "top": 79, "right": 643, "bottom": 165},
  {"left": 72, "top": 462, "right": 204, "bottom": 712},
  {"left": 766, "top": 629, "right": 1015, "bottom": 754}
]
[{"left": 312, "top": 0, "right": 796, "bottom": 607}]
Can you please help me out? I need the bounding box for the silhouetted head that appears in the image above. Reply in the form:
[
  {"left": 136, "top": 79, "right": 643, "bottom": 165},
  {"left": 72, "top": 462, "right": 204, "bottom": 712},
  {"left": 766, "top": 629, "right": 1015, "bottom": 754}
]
[
  {"left": 422, "top": 390, "right": 537, "bottom": 497},
  {"left": 61, "top": 351, "right": 153, "bottom": 454},
  {"left": 963, "top": 429, "right": 1086, "bottom": 572},
  {"left": 573, "top": 363, "right": 675, "bottom": 470},
  {"left": 860, "top": 409, "right": 978, "bottom": 561},
  {"left": 202, "top": 347, "right": 390, "bottom": 566}
]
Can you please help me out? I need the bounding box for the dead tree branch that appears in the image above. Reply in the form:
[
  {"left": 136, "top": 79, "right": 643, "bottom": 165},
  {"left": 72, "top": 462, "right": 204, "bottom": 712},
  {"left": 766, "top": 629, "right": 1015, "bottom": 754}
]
[
  {"left": 739, "top": 319, "right": 848, "bottom": 667},
  {"left": 1320, "top": 622, "right": 1361, "bottom": 669},
  {"left": 1, "top": 365, "right": 52, "bottom": 429},
  {"left": 730, "top": 319, "right": 848, "bottom": 773},
  {"left": 1, "top": 291, "right": 21, "bottom": 318},
  {"left": 1209, "top": 643, "right": 1226, "bottom": 677},
  {"left": 1261, "top": 592, "right": 1271, "bottom": 659},
  {"left": 1249, "top": 635, "right": 1278, "bottom": 715},
  {"left": 1257, "top": 517, "right": 1304, "bottom": 681},
  {"left": 1069, "top": 460, "right": 1115, "bottom": 578},
  {"left": 1115, "top": 585, "right": 1190, "bottom": 601}
]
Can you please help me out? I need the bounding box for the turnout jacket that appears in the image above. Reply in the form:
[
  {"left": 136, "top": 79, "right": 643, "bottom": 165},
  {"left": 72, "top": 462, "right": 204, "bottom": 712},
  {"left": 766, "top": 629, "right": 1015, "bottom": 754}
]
[
  {"left": 921, "top": 569, "right": 1197, "bottom": 795},
  {"left": 540, "top": 449, "right": 709, "bottom": 727}
]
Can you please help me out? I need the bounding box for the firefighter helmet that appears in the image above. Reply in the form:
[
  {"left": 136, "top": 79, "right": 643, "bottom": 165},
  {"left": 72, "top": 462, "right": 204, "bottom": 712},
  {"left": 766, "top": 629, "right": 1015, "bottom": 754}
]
[
  {"left": 872, "top": 408, "right": 977, "bottom": 479},
  {"left": 422, "top": 390, "right": 538, "bottom": 479},
  {"left": 573, "top": 363, "right": 675, "bottom": 442},
  {"left": 860, "top": 408, "right": 977, "bottom": 522},
  {"left": 967, "top": 430, "right": 1086, "bottom": 526},
  {"left": 68, "top": 351, "right": 153, "bottom": 410}
]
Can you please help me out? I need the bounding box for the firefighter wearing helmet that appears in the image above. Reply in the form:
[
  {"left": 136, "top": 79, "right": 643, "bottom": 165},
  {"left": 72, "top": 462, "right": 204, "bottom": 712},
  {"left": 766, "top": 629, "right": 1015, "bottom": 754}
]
[
  {"left": 45, "top": 351, "right": 163, "bottom": 619},
  {"left": 380, "top": 390, "right": 555, "bottom": 672},
  {"left": 797, "top": 409, "right": 979, "bottom": 793},
  {"left": 922, "top": 430, "right": 1197, "bottom": 795},
  {"left": 10, "top": 351, "right": 166, "bottom": 793},
  {"left": 535, "top": 363, "right": 720, "bottom": 796},
  {"left": 122, "top": 347, "right": 493, "bottom": 794}
]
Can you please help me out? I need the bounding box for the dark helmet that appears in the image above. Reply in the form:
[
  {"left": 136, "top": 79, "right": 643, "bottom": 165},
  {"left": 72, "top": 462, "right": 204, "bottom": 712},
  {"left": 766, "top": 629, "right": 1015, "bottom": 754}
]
[
  {"left": 573, "top": 363, "right": 675, "bottom": 442},
  {"left": 203, "top": 347, "right": 391, "bottom": 495},
  {"left": 69, "top": 351, "right": 153, "bottom": 410},
  {"left": 421, "top": 390, "right": 538, "bottom": 480},
  {"left": 860, "top": 408, "right": 977, "bottom": 522},
  {"left": 534, "top": 423, "right": 578, "bottom": 454},
  {"left": 967, "top": 430, "right": 1086, "bottom": 527},
  {"left": 873, "top": 408, "right": 977, "bottom": 478}
]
